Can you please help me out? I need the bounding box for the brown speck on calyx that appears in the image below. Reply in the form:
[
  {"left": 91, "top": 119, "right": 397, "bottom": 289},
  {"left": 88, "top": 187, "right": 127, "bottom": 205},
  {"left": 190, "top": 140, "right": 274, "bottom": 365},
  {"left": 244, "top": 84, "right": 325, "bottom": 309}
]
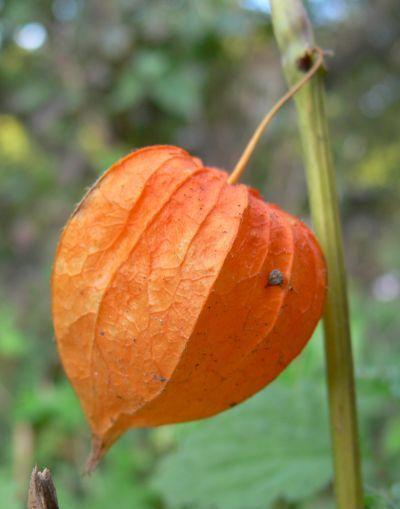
[
  {"left": 266, "top": 269, "right": 284, "bottom": 287},
  {"left": 153, "top": 374, "right": 168, "bottom": 383}
]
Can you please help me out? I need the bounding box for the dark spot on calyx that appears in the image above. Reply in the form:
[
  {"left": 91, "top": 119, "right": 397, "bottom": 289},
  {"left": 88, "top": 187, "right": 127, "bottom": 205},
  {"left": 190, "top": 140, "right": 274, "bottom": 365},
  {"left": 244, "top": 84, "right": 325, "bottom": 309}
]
[
  {"left": 153, "top": 374, "right": 168, "bottom": 383},
  {"left": 266, "top": 269, "right": 284, "bottom": 287}
]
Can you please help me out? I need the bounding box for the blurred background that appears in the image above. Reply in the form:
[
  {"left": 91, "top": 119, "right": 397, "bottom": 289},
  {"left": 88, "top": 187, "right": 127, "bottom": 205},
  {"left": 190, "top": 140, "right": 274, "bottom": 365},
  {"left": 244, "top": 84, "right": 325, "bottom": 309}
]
[{"left": 0, "top": 0, "right": 399, "bottom": 508}]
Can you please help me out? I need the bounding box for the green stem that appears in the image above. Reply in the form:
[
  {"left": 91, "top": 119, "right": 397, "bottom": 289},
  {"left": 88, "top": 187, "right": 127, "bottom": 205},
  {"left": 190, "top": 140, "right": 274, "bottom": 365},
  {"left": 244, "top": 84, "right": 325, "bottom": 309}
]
[{"left": 269, "top": 2, "right": 363, "bottom": 508}]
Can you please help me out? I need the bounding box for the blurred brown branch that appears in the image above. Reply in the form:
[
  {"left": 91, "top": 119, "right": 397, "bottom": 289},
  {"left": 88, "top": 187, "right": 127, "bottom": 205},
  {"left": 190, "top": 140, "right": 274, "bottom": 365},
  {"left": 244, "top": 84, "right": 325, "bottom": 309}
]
[{"left": 13, "top": 422, "right": 34, "bottom": 501}]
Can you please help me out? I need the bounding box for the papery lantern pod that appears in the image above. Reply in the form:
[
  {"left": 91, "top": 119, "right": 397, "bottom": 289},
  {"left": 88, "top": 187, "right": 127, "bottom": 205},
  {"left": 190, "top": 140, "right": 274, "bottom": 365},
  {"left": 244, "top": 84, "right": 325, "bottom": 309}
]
[{"left": 51, "top": 145, "right": 326, "bottom": 469}]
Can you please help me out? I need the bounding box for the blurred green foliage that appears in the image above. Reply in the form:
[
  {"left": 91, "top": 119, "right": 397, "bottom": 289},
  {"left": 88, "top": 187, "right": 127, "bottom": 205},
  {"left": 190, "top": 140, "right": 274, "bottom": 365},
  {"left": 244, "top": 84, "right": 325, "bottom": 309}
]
[
  {"left": 0, "top": 0, "right": 399, "bottom": 508},
  {"left": 153, "top": 366, "right": 332, "bottom": 509}
]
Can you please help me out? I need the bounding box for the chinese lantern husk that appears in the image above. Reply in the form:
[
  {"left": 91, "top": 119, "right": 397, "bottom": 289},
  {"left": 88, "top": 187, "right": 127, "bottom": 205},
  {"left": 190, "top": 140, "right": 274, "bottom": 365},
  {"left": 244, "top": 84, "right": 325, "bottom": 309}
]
[{"left": 52, "top": 145, "right": 326, "bottom": 469}]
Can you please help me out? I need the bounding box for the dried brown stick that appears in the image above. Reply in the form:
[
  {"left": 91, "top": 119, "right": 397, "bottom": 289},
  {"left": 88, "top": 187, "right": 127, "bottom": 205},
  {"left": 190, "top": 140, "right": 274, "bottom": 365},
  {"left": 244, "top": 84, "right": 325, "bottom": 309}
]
[{"left": 27, "top": 466, "right": 59, "bottom": 509}]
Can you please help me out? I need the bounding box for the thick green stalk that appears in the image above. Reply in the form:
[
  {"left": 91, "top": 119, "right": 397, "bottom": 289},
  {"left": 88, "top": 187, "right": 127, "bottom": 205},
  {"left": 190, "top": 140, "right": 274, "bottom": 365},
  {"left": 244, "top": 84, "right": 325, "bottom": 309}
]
[{"left": 269, "top": 2, "right": 363, "bottom": 508}]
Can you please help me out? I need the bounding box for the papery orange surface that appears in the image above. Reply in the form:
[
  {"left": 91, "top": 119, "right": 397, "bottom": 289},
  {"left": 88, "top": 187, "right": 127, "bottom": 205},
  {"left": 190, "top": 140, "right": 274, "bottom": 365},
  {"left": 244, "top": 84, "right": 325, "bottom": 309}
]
[{"left": 51, "top": 145, "right": 326, "bottom": 467}]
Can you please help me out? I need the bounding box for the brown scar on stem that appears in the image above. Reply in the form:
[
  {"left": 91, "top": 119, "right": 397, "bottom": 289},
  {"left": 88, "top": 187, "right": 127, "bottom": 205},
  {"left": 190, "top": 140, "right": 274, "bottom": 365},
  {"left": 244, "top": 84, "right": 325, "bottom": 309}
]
[
  {"left": 297, "top": 50, "right": 314, "bottom": 72},
  {"left": 297, "top": 47, "right": 332, "bottom": 73}
]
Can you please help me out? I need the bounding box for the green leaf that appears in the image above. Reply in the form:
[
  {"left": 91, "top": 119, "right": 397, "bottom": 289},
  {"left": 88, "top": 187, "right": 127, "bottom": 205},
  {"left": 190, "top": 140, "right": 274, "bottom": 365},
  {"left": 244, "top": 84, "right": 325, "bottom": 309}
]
[
  {"left": 383, "top": 416, "right": 400, "bottom": 457},
  {"left": 0, "top": 307, "right": 27, "bottom": 359},
  {"left": 14, "top": 380, "right": 82, "bottom": 430},
  {"left": 151, "top": 65, "right": 204, "bottom": 117},
  {"left": 153, "top": 379, "right": 331, "bottom": 509},
  {"left": 108, "top": 66, "right": 145, "bottom": 112},
  {"left": 56, "top": 433, "right": 158, "bottom": 509},
  {"left": 0, "top": 472, "right": 19, "bottom": 509},
  {"left": 364, "top": 485, "right": 399, "bottom": 509},
  {"left": 11, "top": 78, "right": 55, "bottom": 113}
]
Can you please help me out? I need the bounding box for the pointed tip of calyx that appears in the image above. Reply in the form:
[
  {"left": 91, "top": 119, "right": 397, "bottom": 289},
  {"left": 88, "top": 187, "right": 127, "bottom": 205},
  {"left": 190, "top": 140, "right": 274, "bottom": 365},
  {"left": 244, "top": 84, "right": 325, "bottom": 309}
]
[{"left": 84, "top": 436, "right": 108, "bottom": 475}]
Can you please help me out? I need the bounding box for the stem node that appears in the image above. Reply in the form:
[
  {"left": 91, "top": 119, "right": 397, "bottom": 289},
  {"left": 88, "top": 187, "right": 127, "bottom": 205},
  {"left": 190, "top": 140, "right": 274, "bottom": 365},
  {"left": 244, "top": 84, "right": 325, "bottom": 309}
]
[{"left": 228, "top": 47, "right": 324, "bottom": 185}]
